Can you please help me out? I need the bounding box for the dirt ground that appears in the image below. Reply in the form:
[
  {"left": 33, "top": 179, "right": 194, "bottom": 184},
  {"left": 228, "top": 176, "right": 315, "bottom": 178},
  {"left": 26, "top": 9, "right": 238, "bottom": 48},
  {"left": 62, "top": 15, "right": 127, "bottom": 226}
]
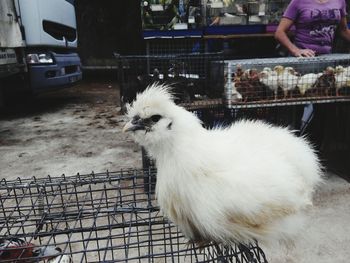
[
  {"left": 0, "top": 80, "right": 142, "bottom": 179},
  {"left": 0, "top": 81, "right": 349, "bottom": 262}
]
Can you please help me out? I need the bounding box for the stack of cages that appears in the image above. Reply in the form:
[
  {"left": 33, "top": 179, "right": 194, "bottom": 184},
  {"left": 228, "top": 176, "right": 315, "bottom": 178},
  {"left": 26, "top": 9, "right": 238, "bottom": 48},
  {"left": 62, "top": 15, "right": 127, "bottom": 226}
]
[
  {"left": 265, "top": 0, "right": 289, "bottom": 27},
  {"left": 141, "top": 0, "right": 203, "bottom": 31},
  {"left": 210, "top": 54, "right": 350, "bottom": 108},
  {"left": 0, "top": 170, "right": 268, "bottom": 263},
  {"left": 141, "top": 0, "right": 291, "bottom": 28},
  {"left": 141, "top": 0, "right": 206, "bottom": 57},
  {"left": 205, "top": 0, "right": 249, "bottom": 26},
  {"left": 204, "top": 0, "right": 290, "bottom": 26}
]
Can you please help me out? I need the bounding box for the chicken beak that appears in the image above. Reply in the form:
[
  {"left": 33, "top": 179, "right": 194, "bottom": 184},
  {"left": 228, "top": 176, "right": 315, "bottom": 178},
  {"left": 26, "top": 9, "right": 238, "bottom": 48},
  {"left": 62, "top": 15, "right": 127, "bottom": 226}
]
[{"left": 123, "top": 119, "right": 145, "bottom": 133}]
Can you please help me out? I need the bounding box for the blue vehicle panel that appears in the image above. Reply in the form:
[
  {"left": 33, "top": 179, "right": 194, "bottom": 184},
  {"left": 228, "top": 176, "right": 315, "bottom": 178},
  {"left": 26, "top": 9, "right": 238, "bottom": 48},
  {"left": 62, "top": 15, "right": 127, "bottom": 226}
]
[{"left": 29, "top": 52, "right": 82, "bottom": 92}]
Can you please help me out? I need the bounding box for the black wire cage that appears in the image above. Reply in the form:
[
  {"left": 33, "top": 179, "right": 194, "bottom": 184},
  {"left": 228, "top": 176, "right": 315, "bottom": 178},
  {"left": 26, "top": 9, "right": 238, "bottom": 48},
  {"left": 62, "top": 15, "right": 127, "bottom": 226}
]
[
  {"left": 115, "top": 52, "right": 225, "bottom": 111},
  {"left": 0, "top": 170, "right": 268, "bottom": 263}
]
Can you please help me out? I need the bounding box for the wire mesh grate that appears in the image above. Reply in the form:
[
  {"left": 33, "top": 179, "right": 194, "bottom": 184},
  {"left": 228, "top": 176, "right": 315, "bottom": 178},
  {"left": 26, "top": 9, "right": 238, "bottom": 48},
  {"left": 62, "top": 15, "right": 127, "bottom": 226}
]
[{"left": 0, "top": 170, "right": 268, "bottom": 263}]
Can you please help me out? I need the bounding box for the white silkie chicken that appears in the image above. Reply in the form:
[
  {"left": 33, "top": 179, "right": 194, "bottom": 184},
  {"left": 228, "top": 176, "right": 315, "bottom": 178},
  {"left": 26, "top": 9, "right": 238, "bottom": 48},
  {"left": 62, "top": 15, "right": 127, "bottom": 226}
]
[
  {"left": 259, "top": 70, "right": 279, "bottom": 100},
  {"left": 278, "top": 67, "right": 299, "bottom": 99},
  {"left": 48, "top": 255, "right": 72, "bottom": 263},
  {"left": 123, "top": 84, "right": 323, "bottom": 246},
  {"left": 297, "top": 73, "right": 322, "bottom": 96}
]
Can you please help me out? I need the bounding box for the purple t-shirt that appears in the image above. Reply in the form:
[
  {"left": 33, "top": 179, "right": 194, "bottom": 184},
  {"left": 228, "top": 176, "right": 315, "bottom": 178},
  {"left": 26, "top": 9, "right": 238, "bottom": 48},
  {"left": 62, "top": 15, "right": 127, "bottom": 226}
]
[{"left": 283, "top": 0, "right": 347, "bottom": 54}]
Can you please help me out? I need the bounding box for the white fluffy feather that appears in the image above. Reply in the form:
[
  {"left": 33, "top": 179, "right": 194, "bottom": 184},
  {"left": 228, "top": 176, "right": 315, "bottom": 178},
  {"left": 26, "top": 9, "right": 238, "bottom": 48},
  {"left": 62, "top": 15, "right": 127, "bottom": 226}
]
[{"left": 124, "top": 84, "right": 323, "bottom": 245}]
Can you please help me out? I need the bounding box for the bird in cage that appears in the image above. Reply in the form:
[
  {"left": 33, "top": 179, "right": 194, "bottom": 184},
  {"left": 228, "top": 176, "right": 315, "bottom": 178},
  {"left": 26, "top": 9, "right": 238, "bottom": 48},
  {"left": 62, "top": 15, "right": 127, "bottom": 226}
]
[
  {"left": 278, "top": 66, "right": 299, "bottom": 99},
  {"left": 314, "top": 66, "right": 336, "bottom": 97},
  {"left": 0, "top": 238, "right": 62, "bottom": 262},
  {"left": 235, "top": 69, "right": 254, "bottom": 102},
  {"left": 234, "top": 64, "right": 244, "bottom": 81},
  {"left": 123, "top": 84, "right": 323, "bottom": 246},
  {"left": 226, "top": 80, "right": 243, "bottom": 102},
  {"left": 297, "top": 72, "right": 322, "bottom": 97},
  {"left": 259, "top": 68, "right": 279, "bottom": 100},
  {"left": 335, "top": 65, "right": 350, "bottom": 96},
  {"left": 224, "top": 71, "right": 242, "bottom": 102},
  {"left": 342, "top": 65, "right": 350, "bottom": 77},
  {"left": 249, "top": 68, "right": 269, "bottom": 101},
  {"left": 235, "top": 68, "right": 267, "bottom": 102}
]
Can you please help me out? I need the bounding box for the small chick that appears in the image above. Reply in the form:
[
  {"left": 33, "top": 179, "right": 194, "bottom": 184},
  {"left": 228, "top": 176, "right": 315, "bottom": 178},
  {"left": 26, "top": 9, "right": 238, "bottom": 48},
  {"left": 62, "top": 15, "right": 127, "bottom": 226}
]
[
  {"left": 259, "top": 70, "right": 279, "bottom": 100},
  {"left": 231, "top": 82, "right": 243, "bottom": 101},
  {"left": 273, "top": 65, "right": 284, "bottom": 76},
  {"left": 339, "top": 65, "right": 350, "bottom": 77},
  {"left": 235, "top": 64, "right": 244, "bottom": 81},
  {"left": 314, "top": 66, "right": 335, "bottom": 96},
  {"left": 297, "top": 73, "right": 322, "bottom": 96},
  {"left": 262, "top": 67, "right": 272, "bottom": 73},
  {"left": 335, "top": 65, "right": 350, "bottom": 96},
  {"left": 124, "top": 84, "right": 323, "bottom": 246},
  {"left": 224, "top": 73, "right": 242, "bottom": 103},
  {"left": 278, "top": 67, "right": 299, "bottom": 99},
  {"left": 236, "top": 68, "right": 261, "bottom": 102}
]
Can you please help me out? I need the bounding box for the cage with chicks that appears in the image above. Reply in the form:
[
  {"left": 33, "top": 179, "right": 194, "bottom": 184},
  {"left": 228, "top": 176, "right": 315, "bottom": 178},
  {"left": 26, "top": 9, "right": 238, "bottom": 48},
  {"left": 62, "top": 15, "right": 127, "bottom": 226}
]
[
  {"left": 0, "top": 170, "right": 268, "bottom": 263},
  {"left": 210, "top": 53, "right": 350, "bottom": 108}
]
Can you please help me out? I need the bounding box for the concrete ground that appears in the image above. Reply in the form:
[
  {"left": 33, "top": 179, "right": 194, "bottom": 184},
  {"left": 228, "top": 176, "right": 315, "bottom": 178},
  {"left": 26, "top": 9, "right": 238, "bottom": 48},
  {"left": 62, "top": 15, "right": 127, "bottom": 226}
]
[
  {"left": 0, "top": 81, "right": 141, "bottom": 178},
  {"left": 0, "top": 81, "right": 349, "bottom": 262}
]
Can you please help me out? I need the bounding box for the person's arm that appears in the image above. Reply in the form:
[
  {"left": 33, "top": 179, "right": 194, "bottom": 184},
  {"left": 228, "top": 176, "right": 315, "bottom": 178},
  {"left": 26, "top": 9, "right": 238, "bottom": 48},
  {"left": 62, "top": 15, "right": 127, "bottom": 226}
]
[
  {"left": 275, "top": 18, "right": 315, "bottom": 57},
  {"left": 339, "top": 17, "right": 350, "bottom": 42}
]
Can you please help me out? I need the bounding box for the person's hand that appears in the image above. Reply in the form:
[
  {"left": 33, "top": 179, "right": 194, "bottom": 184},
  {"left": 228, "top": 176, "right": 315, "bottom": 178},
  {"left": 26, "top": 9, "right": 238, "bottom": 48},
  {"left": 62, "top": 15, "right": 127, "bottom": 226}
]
[{"left": 293, "top": 49, "right": 315, "bottom": 57}]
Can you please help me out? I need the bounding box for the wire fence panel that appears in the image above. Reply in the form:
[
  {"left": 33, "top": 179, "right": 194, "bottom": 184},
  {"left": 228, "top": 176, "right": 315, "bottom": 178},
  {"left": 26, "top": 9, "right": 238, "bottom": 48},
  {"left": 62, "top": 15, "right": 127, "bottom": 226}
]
[{"left": 0, "top": 170, "right": 268, "bottom": 263}]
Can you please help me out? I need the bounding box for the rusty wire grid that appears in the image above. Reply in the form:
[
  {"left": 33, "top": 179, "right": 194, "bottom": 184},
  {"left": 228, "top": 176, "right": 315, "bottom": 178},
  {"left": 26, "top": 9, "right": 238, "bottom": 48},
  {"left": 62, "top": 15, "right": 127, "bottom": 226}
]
[{"left": 0, "top": 169, "right": 268, "bottom": 263}]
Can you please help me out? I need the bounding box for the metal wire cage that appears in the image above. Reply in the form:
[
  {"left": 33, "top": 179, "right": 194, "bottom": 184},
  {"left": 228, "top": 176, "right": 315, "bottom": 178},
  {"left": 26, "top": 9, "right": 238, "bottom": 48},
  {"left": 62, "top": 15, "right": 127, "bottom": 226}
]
[
  {"left": 116, "top": 53, "right": 224, "bottom": 110},
  {"left": 212, "top": 54, "right": 350, "bottom": 108},
  {"left": 0, "top": 170, "right": 268, "bottom": 263},
  {"left": 141, "top": 0, "right": 203, "bottom": 31},
  {"left": 204, "top": 0, "right": 291, "bottom": 26}
]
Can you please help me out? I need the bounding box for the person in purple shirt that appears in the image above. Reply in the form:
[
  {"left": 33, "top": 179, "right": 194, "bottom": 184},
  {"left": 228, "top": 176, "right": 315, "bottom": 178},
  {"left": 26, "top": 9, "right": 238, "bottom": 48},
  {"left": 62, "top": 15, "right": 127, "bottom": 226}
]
[{"left": 275, "top": 0, "right": 350, "bottom": 57}]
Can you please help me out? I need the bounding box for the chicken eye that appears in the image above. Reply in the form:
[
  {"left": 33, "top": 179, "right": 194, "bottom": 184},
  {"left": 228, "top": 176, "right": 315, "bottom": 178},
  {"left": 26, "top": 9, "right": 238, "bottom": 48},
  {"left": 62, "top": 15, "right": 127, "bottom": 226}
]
[{"left": 150, "top": 114, "right": 162, "bottom": 123}]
